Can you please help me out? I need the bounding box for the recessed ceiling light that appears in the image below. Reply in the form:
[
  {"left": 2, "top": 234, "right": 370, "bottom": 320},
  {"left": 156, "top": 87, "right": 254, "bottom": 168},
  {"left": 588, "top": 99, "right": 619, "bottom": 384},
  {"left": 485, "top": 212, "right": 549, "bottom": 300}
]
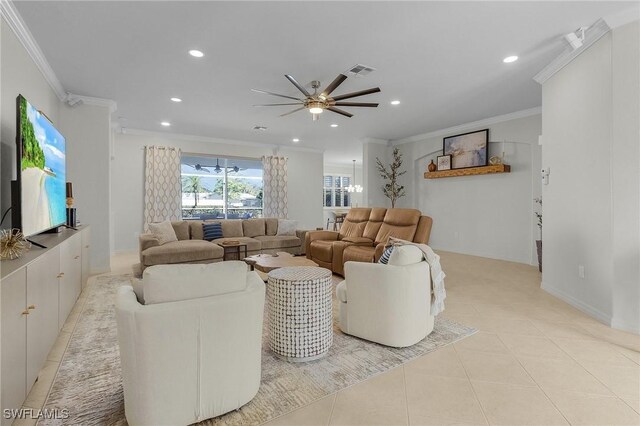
[
  {"left": 330, "top": 124, "right": 339, "bottom": 128},
  {"left": 160, "top": 121, "right": 171, "bottom": 127},
  {"left": 503, "top": 55, "right": 518, "bottom": 63},
  {"left": 189, "top": 49, "right": 204, "bottom": 58},
  {"left": 170, "top": 97, "right": 182, "bottom": 103},
  {"left": 292, "top": 138, "right": 300, "bottom": 143},
  {"left": 390, "top": 100, "right": 401, "bottom": 105}
]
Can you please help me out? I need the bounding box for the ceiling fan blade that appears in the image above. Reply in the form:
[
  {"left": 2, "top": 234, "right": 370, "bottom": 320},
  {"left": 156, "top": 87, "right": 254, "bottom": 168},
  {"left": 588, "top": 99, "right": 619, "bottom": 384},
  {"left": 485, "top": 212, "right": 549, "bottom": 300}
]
[
  {"left": 251, "top": 89, "right": 302, "bottom": 101},
  {"left": 284, "top": 75, "right": 311, "bottom": 97},
  {"left": 333, "top": 102, "right": 379, "bottom": 107},
  {"left": 327, "top": 107, "right": 353, "bottom": 118},
  {"left": 321, "top": 74, "right": 348, "bottom": 97},
  {"left": 253, "top": 103, "right": 304, "bottom": 107},
  {"left": 331, "top": 87, "right": 381, "bottom": 101},
  {"left": 279, "top": 107, "right": 306, "bottom": 117}
]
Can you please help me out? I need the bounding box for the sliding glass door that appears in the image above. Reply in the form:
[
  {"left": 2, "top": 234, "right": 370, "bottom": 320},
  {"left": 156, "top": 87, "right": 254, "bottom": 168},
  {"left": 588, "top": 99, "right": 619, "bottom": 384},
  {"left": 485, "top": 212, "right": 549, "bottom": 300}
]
[{"left": 180, "top": 155, "right": 263, "bottom": 219}]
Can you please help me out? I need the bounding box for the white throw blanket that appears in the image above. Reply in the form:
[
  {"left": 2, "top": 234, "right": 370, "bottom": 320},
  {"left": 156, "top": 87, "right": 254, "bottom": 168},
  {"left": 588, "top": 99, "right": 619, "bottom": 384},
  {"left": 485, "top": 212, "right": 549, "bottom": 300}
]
[{"left": 389, "top": 237, "right": 447, "bottom": 315}]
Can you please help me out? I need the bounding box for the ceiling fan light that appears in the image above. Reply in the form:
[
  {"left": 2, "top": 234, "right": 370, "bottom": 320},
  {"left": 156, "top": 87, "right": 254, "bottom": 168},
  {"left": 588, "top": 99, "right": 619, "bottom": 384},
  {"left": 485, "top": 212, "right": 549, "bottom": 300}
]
[{"left": 309, "top": 107, "right": 323, "bottom": 114}]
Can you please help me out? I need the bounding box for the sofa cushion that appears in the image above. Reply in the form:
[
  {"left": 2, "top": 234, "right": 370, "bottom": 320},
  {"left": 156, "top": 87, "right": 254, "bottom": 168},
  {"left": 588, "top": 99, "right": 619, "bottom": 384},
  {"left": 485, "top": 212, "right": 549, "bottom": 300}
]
[
  {"left": 378, "top": 246, "right": 394, "bottom": 264},
  {"left": 189, "top": 220, "right": 205, "bottom": 240},
  {"left": 171, "top": 221, "right": 190, "bottom": 240},
  {"left": 142, "top": 261, "right": 248, "bottom": 305},
  {"left": 374, "top": 209, "right": 422, "bottom": 244},
  {"left": 264, "top": 218, "right": 279, "bottom": 236},
  {"left": 148, "top": 221, "right": 178, "bottom": 245},
  {"left": 203, "top": 222, "right": 223, "bottom": 241},
  {"left": 211, "top": 237, "right": 261, "bottom": 252},
  {"left": 219, "top": 220, "right": 244, "bottom": 238},
  {"left": 362, "top": 208, "right": 386, "bottom": 240},
  {"left": 242, "top": 219, "right": 266, "bottom": 237},
  {"left": 388, "top": 245, "right": 423, "bottom": 266},
  {"left": 253, "top": 235, "right": 300, "bottom": 249},
  {"left": 142, "top": 240, "right": 223, "bottom": 266},
  {"left": 338, "top": 208, "right": 371, "bottom": 239},
  {"left": 276, "top": 219, "right": 297, "bottom": 236},
  {"left": 310, "top": 240, "right": 335, "bottom": 263},
  {"left": 342, "top": 245, "right": 376, "bottom": 264}
]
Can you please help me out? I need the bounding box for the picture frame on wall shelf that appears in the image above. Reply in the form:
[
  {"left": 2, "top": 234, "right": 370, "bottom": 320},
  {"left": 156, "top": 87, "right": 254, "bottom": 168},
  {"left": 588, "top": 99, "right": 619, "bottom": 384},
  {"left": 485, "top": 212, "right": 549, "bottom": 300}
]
[
  {"left": 443, "top": 129, "right": 489, "bottom": 169},
  {"left": 437, "top": 155, "right": 452, "bottom": 171}
]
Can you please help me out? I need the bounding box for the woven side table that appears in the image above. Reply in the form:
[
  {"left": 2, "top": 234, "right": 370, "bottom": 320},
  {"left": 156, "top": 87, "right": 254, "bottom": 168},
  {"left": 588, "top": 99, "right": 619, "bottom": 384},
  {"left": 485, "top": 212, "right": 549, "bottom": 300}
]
[{"left": 267, "top": 266, "right": 333, "bottom": 362}]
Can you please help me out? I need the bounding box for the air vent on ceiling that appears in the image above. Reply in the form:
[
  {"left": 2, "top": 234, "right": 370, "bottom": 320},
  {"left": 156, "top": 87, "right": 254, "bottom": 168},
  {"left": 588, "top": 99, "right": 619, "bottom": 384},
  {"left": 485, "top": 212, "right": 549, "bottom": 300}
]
[
  {"left": 253, "top": 125, "right": 268, "bottom": 131},
  {"left": 346, "top": 64, "right": 376, "bottom": 77}
]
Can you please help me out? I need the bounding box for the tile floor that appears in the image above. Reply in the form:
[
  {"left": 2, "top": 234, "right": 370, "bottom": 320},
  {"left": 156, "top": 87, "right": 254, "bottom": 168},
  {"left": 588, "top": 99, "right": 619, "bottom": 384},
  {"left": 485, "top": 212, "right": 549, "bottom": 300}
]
[{"left": 18, "top": 251, "right": 640, "bottom": 426}]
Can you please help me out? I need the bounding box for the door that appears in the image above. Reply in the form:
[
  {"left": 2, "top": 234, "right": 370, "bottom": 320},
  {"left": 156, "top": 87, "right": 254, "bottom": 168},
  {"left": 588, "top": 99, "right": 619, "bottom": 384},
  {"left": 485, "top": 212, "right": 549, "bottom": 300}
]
[
  {"left": 26, "top": 247, "right": 60, "bottom": 388},
  {"left": 59, "top": 233, "right": 82, "bottom": 329},
  {"left": 81, "top": 227, "right": 90, "bottom": 289},
  {"left": 1, "top": 269, "right": 27, "bottom": 425}
]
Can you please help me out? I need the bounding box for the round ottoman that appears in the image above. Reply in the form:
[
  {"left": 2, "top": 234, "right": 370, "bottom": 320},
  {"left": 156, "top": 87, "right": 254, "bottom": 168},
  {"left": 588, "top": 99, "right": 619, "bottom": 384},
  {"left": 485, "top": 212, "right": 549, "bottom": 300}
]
[{"left": 267, "top": 266, "right": 333, "bottom": 362}]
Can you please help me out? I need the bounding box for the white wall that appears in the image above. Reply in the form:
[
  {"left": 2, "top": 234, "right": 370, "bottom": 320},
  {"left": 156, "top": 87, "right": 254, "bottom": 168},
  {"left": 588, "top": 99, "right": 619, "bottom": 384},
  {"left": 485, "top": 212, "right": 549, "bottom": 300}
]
[
  {"left": 363, "top": 140, "right": 391, "bottom": 208},
  {"left": 394, "top": 113, "right": 542, "bottom": 265},
  {"left": 112, "top": 131, "right": 324, "bottom": 252},
  {"left": 1, "top": 18, "right": 60, "bottom": 224},
  {"left": 58, "top": 103, "right": 112, "bottom": 273},
  {"left": 541, "top": 21, "right": 639, "bottom": 333}
]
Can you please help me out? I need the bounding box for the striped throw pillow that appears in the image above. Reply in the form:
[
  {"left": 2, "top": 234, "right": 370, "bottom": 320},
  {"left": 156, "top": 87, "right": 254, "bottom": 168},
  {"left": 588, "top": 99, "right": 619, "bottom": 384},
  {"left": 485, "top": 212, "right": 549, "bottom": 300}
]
[
  {"left": 203, "top": 222, "right": 223, "bottom": 241},
  {"left": 378, "top": 245, "right": 394, "bottom": 264}
]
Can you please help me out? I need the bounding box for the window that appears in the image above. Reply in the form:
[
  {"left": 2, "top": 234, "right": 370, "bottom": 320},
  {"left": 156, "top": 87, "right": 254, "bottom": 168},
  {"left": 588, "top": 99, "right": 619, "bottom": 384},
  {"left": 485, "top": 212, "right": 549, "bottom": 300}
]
[
  {"left": 323, "top": 175, "right": 351, "bottom": 207},
  {"left": 180, "top": 155, "right": 263, "bottom": 219}
]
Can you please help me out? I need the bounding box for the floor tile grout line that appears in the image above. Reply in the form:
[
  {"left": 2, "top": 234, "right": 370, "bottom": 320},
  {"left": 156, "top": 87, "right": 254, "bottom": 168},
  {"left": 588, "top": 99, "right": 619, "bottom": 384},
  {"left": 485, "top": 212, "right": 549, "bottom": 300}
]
[
  {"left": 402, "top": 365, "right": 410, "bottom": 426},
  {"left": 494, "top": 332, "right": 572, "bottom": 425},
  {"left": 452, "top": 344, "right": 491, "bottom": 425}
]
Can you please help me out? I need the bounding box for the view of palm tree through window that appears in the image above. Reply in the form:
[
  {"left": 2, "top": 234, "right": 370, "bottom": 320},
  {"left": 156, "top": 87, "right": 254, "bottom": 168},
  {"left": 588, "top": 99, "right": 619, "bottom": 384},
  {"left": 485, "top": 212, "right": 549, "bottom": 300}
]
[{"left": 181, "top": 155, "right": 263, "bottom": 219}]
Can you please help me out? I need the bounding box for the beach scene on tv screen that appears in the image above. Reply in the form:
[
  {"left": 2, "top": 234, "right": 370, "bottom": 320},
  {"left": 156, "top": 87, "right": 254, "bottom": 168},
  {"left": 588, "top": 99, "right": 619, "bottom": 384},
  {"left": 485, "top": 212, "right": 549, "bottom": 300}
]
[{"left": 20, "top": 97, "right": 66, "bottom": 236}]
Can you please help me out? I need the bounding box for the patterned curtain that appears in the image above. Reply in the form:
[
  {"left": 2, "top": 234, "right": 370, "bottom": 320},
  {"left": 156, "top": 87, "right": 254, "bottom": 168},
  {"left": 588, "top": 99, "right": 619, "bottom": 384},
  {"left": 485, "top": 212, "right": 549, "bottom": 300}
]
[
  {"left": 262, "top": 156, "right": 288, "bottom": 218},
  {"left": 144, "top": 146, "right": 182, "bottom": 230}
]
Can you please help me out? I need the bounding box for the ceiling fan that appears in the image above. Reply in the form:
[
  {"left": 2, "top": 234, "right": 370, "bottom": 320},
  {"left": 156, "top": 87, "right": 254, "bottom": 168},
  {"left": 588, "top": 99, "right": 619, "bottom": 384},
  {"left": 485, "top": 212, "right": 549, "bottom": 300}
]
[
  {"left": 252, "top": 73, "right": 380, "bottom": 120},
  {"left": 187, "top": 159, "right": 244, "bottom": 174}
]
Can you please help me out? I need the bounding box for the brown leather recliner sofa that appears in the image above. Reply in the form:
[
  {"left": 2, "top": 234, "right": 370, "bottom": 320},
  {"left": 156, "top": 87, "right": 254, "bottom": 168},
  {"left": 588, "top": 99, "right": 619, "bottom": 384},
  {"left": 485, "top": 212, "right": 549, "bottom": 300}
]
[{"left": 305, "top": 208, "right": 433, "bottom": 275}]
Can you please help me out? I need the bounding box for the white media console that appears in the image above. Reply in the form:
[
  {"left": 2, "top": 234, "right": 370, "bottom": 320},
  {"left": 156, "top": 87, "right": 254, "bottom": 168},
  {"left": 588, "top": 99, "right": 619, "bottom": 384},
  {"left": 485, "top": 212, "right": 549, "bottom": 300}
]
[{"left": 0, "top": 226, "right": 90, "bottom": 424}]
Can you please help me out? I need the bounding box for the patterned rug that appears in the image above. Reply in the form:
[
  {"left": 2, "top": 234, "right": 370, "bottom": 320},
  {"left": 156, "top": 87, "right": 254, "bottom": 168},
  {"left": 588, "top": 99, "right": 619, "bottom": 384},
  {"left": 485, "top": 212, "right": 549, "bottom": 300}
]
[{"left": 41, "top": 273, "right": 476, "bottom": 425}]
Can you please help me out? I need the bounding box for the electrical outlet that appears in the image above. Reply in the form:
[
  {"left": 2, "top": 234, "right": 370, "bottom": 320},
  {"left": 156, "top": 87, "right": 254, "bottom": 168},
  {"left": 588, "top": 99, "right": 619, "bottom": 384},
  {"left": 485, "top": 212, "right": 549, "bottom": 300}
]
[{"left": 578, "top": 265, "right": 585, "bottom": 278}]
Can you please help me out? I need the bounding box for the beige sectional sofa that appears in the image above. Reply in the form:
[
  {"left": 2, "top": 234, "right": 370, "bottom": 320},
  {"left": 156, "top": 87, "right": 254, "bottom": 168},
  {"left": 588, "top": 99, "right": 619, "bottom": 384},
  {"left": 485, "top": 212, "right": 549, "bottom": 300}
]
[{"left": 138, "top": 218, "right": 306, "bottom": 272}]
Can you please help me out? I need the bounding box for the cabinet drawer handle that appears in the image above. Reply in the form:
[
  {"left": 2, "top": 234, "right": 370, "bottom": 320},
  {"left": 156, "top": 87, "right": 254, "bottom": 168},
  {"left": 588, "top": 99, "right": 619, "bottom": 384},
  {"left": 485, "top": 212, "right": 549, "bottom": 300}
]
[
  {"left": 74, "top": 255, "right": 80, "bottom": 259},
  {"left": 28, "top": 304, "right": 36, "bottom": 310},
  {"left": 57, "top": 272, "right": 65, "bottom": 278},
  {"left": 21, "top": 310, "right": 30, "bottom": 316}
]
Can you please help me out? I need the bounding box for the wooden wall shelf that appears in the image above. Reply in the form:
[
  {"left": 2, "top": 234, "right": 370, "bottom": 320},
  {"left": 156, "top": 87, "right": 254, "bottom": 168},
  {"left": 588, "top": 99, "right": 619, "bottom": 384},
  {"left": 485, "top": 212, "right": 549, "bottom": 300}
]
[{"left": 424, "top": 164, "right": 511, "bottom": 179}]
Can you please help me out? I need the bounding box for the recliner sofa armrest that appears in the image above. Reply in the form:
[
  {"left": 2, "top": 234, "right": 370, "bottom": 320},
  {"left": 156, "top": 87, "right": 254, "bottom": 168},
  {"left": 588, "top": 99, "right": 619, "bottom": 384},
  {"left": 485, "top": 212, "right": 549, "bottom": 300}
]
[
  {"left": 305, "top": 230, "right": 339, "bottom": 258},
  {"left": 374, "top": 243, "right": 387, "bottom": 262}
]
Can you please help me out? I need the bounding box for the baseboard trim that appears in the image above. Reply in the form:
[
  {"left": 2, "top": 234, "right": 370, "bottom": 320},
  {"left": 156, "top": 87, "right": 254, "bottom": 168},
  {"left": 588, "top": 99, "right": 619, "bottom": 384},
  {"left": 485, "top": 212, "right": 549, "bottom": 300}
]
[
  {"left": 541, "top": 281, "right": 612, "bottom": 326},
  {"left": 610, "top": 317, "right": 640, "bottom": 335}
]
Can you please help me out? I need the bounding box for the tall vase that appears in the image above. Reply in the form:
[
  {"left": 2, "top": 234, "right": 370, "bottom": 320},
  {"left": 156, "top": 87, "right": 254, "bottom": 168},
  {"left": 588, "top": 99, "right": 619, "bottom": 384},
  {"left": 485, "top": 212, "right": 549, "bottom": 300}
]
[{"left": 536, "top": 240, "right": 542, "bottom": 272}]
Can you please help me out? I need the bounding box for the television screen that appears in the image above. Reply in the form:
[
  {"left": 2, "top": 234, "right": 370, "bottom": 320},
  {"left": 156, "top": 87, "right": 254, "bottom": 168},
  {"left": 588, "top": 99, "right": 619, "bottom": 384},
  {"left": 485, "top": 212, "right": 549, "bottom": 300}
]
[{"left": 17, "top": 95, "right": 66, "bottom": 236}]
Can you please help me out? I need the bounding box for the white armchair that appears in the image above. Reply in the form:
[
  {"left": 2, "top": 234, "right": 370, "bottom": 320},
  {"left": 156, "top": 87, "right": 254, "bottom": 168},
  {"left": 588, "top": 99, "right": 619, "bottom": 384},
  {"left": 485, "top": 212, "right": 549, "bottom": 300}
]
[
  {"left": 336, "top": 245, "right": 434, "bottom": 348},
  {"left": 116, "top": 262, "right": 265, "bottom": 426}
]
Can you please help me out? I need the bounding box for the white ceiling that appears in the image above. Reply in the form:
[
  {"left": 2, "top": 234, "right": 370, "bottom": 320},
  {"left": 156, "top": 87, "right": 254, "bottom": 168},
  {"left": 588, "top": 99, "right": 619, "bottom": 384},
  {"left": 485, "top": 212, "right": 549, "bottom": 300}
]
[{"left": 14, "top": 1, "right": 636, "bottom": 164}]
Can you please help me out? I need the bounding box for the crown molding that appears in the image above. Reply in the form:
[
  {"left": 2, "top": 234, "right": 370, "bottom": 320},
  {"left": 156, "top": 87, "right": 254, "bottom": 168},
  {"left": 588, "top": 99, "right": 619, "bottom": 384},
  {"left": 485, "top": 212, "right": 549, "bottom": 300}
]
[
  {"left": 390, "top": 106, "right": 541, "bottom": 146},
  {"left": 65, "top": 93, "right": 117, "bottom": 113},
  {"left": 604, "top": 7, "right": 639, "bottom": 30},
  {"left": 533, "top": 19, "right": 611, "bottom": 85},
  {"left": 0, "top": 0, "right": 66, "bottom": 101},
  {"left": 119, "top": 128, "right": 325, "bottom": 154}
]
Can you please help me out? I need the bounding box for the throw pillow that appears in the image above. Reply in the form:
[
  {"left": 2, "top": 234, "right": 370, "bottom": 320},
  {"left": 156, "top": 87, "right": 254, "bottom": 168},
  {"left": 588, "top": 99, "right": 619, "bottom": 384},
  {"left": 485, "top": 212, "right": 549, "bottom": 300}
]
[
  {"left": 148, "top": 221, "right": 178, "bottom": 245},
  {"left": 378, "top": 245, "right": 394, "bottom": 264},
  {"left": 388, "top": 245, "right": 424, "bottom": 266},
  {"left": 203, "top": 222, "right": 223, "bottom": 241},
  {"left": 276, "top": 219, "right": 297, "bottom": 236}
]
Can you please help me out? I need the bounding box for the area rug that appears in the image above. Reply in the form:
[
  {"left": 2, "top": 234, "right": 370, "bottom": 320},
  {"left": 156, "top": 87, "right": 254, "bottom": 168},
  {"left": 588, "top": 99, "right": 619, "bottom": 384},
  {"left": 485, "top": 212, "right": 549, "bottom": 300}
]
[{"left": 40, "top": 273, "right": 476, "bottom": 426}]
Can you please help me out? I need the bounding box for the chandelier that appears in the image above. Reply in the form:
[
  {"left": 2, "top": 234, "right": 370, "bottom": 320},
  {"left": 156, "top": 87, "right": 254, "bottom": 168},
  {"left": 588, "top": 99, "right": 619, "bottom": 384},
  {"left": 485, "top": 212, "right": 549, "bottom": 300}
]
[{"left": 346, "top": 160, "right": 363, "bottom": 193}]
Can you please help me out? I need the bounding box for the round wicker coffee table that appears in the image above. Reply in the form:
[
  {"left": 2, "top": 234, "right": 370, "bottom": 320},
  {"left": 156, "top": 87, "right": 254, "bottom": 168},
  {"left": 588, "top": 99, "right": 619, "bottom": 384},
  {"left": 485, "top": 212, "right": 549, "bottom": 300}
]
[{"left": 266, "top": 266, "right": 333, "bottom": 362}]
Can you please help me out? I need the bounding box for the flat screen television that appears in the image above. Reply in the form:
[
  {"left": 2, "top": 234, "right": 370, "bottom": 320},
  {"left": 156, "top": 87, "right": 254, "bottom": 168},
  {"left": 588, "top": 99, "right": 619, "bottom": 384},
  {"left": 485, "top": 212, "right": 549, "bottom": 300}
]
[{"left": 12, "top": 95, "right": 67, "bottom": 237}]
